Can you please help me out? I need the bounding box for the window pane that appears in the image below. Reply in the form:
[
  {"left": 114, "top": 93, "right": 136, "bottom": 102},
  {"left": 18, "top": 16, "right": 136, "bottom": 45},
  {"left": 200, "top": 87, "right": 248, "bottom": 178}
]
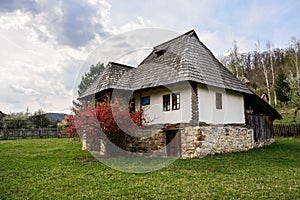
[
  {"left": 142, "top": 96, "right": 150, "bottom": 106},
  {"left": 216, "top": 93, "right": 222, "bottom": 109},
  {"left": 163, "top": 94, "right": 170, "bottom": 111},
  {"left": 172, "top": 93, "right": 180, "bottom": 110}
]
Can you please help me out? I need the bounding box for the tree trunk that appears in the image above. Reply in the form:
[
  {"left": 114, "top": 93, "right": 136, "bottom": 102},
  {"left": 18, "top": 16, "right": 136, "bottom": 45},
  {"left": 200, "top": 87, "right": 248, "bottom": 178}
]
[
  {"left": 274, "top": 90, "right": 277, "bottom": 106},
  {"left": 264, "top": 72, "right": 271, "bottom": 105},
  {"left": 295, "top": 50, "right": 299, "bottom": 79},
  {"left": 270, "top": 53, "right": 277, "bottom": 105}
]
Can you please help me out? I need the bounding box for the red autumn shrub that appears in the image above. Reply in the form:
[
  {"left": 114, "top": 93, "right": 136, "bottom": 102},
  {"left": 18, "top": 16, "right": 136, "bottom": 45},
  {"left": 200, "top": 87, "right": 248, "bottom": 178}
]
[
  {"left": 63, "top": 98, "right": 145, "bottom": 142},
  {"left": 62, "top": 115, "right": 77, "bottom": 137}
]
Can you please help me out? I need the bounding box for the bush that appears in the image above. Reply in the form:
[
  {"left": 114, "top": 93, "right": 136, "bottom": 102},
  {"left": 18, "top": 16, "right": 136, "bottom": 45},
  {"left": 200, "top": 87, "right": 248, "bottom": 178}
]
[{"left": 63, "top": 98, "right": 145, "bottom": 150}]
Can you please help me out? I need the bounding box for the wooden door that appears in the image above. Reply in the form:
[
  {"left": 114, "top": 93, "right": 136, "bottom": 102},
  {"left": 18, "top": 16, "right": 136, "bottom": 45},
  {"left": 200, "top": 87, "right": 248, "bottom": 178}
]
[{"left": 166, "top": 130, "right": 181, "bottom": 157}]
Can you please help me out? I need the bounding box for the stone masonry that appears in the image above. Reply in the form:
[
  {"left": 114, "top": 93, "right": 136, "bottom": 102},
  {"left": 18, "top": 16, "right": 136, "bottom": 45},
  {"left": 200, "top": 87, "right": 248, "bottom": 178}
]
[
  {"left": 83, "top": 125, "right": 256, "bottom": 159},
  {"left": 181, "top": 126, "right": 254, "bottom": 158}
]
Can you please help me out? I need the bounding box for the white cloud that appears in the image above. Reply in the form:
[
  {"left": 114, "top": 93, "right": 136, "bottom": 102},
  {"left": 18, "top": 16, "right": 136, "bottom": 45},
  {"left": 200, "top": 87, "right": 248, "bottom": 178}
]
[
  {"left": 118, "top": 16, "right": 152, "bottom": 33},
  {"left": 0, "top": 0, "right": 299, "bottom": 114},
  {"left": 0, "top": 9, "right": 87, "bottom": 113},
  {"left": 0, "top": 0, "right": 163, "bottom": 113}
]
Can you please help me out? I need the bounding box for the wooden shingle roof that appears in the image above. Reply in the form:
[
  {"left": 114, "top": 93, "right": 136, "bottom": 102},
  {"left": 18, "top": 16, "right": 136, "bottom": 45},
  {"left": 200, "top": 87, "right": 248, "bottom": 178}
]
[
  {"left": 78, "top": 30, "right": 281, "bottom": 120},
  {"left": 79, "top": 62, "right": 134, "bottom": 99},
  {"left": 81, "top": 30, "right": 252, "bottom": 97},
  {"left": 130, "top": 30, "right": 252, "bottom": 93}
]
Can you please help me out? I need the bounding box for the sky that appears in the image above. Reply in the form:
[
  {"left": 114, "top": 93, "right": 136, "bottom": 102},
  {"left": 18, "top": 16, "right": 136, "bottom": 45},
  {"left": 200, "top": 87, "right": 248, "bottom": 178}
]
[{"left": 0, "top": 0, "right": 299, "bottom": 114}]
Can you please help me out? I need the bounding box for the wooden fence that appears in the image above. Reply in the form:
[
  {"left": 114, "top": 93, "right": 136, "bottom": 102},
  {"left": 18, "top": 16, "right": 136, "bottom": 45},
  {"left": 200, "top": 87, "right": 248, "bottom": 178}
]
[
  {"left": 274, "top": 124, "right": 300, "bottom": 137},
  {"left": 0, "top": 128, "right": 70, "bottom": 139}
]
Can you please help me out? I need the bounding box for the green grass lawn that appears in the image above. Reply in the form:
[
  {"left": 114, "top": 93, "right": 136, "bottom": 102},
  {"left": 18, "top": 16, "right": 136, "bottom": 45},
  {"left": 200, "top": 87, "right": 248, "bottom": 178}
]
[
  {"left": 0, "top": 138, "right": 299, "bottom": 199},
  {"left": 275, "top": 105, "right": 300, "bottom": 125}
]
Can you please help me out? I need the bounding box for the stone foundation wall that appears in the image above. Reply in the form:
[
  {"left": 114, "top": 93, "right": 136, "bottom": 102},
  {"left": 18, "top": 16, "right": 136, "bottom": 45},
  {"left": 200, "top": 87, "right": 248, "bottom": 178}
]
[
  {"left": 126, "top": 128, "right": 165, "bottom": 153},
  {"left": 181, "top": 126, "right": 254, "bottom": 158},
  {"left": 254, "top": 138, "right": 275, "bottom": 148},
  {"left": 82, "top": 125, "right": 257, "bottom": 158}
]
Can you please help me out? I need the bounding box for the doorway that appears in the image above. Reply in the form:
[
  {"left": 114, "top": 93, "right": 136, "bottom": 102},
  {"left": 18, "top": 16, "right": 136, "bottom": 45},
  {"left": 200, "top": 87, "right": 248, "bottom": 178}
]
[{"left": 165, "top": 130, "right": 181, "bottom": 157}]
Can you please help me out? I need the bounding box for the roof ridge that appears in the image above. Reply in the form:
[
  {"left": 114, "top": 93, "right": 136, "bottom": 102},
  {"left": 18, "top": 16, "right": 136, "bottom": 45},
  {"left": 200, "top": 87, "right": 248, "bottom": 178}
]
[
  {"left": 153, "top": 29, "right": 195, "bottom": 49},
  {"left": 108, "top": 61, "right": 135, "bottom": 69}
]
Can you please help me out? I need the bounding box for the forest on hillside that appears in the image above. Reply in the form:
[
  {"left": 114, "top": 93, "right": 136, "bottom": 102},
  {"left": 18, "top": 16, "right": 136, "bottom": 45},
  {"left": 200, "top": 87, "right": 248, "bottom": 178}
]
[{"left": 221, "top": 37, "right": 300, "bottom": 110}]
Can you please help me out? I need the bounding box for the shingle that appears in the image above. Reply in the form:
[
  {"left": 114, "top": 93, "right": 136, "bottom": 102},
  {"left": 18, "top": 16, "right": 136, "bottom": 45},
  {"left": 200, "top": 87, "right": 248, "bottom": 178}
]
[
  {"left": 78, "top": 30, "right": 282, "bottom": 119},
  {"left": 80, "top": 30, "right": 253, "bottom": 97},
  {"left": 131, "top": 30, "right": 252, "bottom": 94},
  {"left": 79, "top": 62, "right": 134, "bottom": 98}
]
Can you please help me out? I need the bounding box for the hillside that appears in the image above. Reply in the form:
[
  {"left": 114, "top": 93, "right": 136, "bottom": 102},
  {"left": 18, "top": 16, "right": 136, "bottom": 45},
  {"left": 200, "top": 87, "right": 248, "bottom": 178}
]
[{"left": 46, "top": 113, "right": 66, "bottom": 121}]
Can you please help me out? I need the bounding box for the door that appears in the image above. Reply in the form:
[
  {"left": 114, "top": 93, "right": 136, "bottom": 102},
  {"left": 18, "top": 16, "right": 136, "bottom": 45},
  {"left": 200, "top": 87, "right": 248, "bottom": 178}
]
[{"left": 166, "top": 130, "right": 181, "bottom": 157}]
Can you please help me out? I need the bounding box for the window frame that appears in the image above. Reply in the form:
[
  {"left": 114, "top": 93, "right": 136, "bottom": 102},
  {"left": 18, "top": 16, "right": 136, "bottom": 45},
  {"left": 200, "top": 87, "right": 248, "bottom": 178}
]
[
  {"left": 163, "top": 94, "right": 171, "bottom": 111},
  {"left": 141, "top": 96, "right": 150, "bottom": 106},
  {"left": 216, "top": 92, "right": 222, "bottom": 110},
  {"left": 172, "top": 93, "right": 180, "bottom": 110}
]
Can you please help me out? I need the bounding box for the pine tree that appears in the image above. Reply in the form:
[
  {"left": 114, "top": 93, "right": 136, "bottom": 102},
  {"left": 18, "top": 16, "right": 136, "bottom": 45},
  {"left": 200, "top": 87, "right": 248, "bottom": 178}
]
[
  {"left": 275, "top": 69, "right": 291, "bottom": 104},
  {"left": 73, "top": 62, "right": 105, "bottom": 108},
  {"left": 78, "top": 62, "right": 105, "bottom": 96}
]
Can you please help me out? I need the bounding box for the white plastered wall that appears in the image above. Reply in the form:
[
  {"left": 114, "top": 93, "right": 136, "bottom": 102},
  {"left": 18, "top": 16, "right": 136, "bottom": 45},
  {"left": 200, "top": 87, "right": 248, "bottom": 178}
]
[
  {"left": 197, "top": 85, "right": 245, "bottom": 124},
  {"left": 134, "top": 84, "right": 192, "bottom": 125}
]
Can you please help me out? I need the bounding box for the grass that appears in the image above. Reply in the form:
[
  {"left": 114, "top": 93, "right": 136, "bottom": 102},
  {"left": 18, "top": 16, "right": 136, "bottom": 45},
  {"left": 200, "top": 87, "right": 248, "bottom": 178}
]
[
  {"left": 0, "top": 138, "right": 299, "bottom": 199},
  {"left": 274, "top": 104, "right": 300, "bottom": 125}
]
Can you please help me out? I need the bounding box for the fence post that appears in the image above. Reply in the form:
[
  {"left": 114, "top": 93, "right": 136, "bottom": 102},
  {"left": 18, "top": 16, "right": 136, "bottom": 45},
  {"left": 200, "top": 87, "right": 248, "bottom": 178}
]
[
  {"left": 22, "top": 129, "right": 25, "bottom": 139},
  {"left": 4, "top": 129, "right": 8, "bottom": 140}
]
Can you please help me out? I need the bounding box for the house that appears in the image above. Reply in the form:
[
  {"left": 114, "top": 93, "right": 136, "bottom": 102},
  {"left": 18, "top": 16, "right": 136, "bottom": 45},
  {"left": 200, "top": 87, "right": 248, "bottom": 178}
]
[{"left": 79, "top": 30, "right": 282, "bottom": 158}]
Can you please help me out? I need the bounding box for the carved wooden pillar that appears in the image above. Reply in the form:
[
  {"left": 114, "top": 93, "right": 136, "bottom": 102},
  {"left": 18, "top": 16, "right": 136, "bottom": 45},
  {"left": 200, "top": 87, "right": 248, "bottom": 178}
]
[{"left": 190, "top": 81, "right": 199, "bottom": 125}]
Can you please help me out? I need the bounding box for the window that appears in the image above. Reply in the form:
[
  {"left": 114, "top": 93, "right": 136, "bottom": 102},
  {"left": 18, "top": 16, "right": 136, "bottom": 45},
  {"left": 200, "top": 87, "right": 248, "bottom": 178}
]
[
  {"left": 142, "top": 96, "right": 150, "bottom": 106},
  {"left": 163, "top": 94, "right": 170, "bottom": 111},
  {"left": 216, "top": 92, "right": 222, "bottom": 110},
  {"left": 155, "top": 49, "right": 166, "bottom": 57},
  {"left": 172, "top": 93, "right": 180, "bottom": 110},
  {"left": 163, "top": 93, "right": 180, "bottom": 111}
]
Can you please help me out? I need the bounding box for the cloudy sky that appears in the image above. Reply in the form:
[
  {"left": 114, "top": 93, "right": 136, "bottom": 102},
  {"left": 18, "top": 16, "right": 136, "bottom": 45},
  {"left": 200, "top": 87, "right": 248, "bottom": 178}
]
[{"left": 0, "top": 0, "right": 299, "bottom": 114}]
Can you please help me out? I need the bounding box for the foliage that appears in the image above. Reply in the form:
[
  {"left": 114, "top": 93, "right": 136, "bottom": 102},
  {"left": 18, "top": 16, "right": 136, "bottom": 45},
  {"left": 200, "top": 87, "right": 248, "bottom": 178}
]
[
  {"left": 222, "top": 37, "right": 300, "bottom": 106},
  {"left": 61, "top": 115, "right": 77, "bottom": 137},
  {"left": 30, "top": 109, "right": 51, "bottom": 128},
  {"left": 73, "top": 62, "right": 105, "bottom": 108},
  {"left": 288, "top": 71, "right": 300, "bottom": 107},
  {"left": 1, "top": 109, "right": 56, "bottom": 129},
  {"left": 275, "top": 69, "right": 291, "bottom": 104},
  {"left": 225, "top": 41, "right": 243, "bottom": 79},
  {"left": 0, "top": 137, "right": 299, "bottom": 199},
  {"left": 2, "top": 112, "right": 30, "bottom": 129},
  {"left": 64, "top": 99, "right": 145, "bottom": 149},
  {"left": 275, "top": 105, "right": 297, "bottom": 124},
  {"left": 78, "top": 62, "right": 105, "bottom": 96}
]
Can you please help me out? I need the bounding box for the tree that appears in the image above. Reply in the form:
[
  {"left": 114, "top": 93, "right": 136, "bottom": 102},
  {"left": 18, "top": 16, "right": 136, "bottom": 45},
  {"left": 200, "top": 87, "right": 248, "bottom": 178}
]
[
  {"left": 275, "top": 69, "right": 291, "bottom": 104},
  {"left": 2, "top": 112, "right": 30, "bottom": 129},
  {"left": 255, "top": 41, "right": 272, "bottom": 104},
  {"left": 266, "top": 41, "right": 277, "bottom": 105},
  {"left": 288, "top": 70, "right": 300, "bottom": 107},
  {"left": 73, "top": 62, "right": 105, "bottom": 108},
  {"left": 288, "top": 37, "right": 300, "bottom": 79},
  {"left": 30, "top": 109, "right": 51, "bottom": 128},
  {"left": 226, "top": 41, "right": 243, "bottom": 79},
  {"left": 78, "top": 62, "right": 105, "bottom": 96}
]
